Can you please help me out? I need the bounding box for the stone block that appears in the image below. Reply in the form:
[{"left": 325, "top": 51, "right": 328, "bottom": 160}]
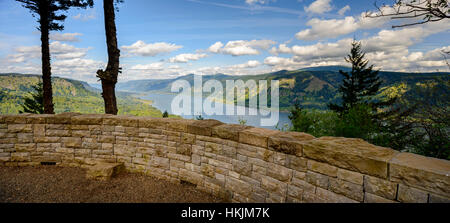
[
  {"left": 72, "top": 114, "right": 106, "bottom": 125},
  {"left": 205, "top": 142, "right": 222, "bottom": 154},
  {"left": 232, "top": 159, "right": 252, "bottom": 176},
  {"left": 212, "top": 124, "right": 251, "bottom": 141},
  {"left": 187, "top": 119, "right": 223, "bottom": 136},
  {"left": 287, "top": 155, "right": 307, "bottom": 172},
  {"left": 329, "top": 178, "right": 364, "bottom": 202},
  {"left": 364, "top": 175, "right": 398, "bottom": 200},
  {"left": 239, "top": 128, "right": 278, "bottom": 148},
  {"left": 306, "top": 171, "right": 329, "bottom": 189},
  {"left": 8, "top": 124, "right": 33, "bottom": 133},
  {"left": 86, "top": 163, "right": 124, "bottom": 181},
  {"left": 397, "top": 184, "right": 428, "bottom": 203},
  {"left": 287, "top": 185, "right": 304, "bottom": 200},
  {"left": 364, "top": 193, "right": 397, "bottom": 203},
  {"left": 201, "top": 164, "right": 215, "bottom": 178},
  {"left": 261, "top": 176, "right": 287, "bottom": 197},
  {"left": 181, "top": 133, "right": 196, "bottom": 144},
  {"left": 48, "top": 113, "right": 80, "bottom": 124},
  {"left": 177, "top": 144, "right": 192, "bottom": 156},
  {"left": 34, "top": 137, "right": 60, "bottom": 143},
  {"left": 11, "top": 152, "right": 30, "bottom": 162},
  {"left": 33, "top": 124, "right": 45, "bottom": 137},
  {"left": 429, "top": 194, "right": 450, "bottom": 203},
  {"left": 307, "top": 160, "right": 338, "bottom": 177},
  {"left": 167, "top": 119, "right": 195, "bottom": 132},
  {"left": 268, "top": 135, "right": 304, "bottom": 156},
  {"left": 291, "top": 178, "right": 316, "bottom": 193},
  {"left": 103, "top": 115, "right": 139, "bottom": 127},
  {"left": 389, "top": 152, "right": 450, "bottom": 196},
  {"left": 180, "top": 169, "right": 204, "bottom": 186},
  {"left": 46, "top": 129, "right": 70, "bottom": 137},
  {"left": 15, "top": 143, "right": 36, "bottom": 152},
  {"left": 267, "top": 163, "right": 293, "bottom": 182},
  {"left": 315, "top": 187, "right": 358, "bottom": 203},
  {"left": 302, "top": 137, "right": 398, "bottom": 179},
  {"left": 337, "top": 168, "right": 364, "bottom": 185}
]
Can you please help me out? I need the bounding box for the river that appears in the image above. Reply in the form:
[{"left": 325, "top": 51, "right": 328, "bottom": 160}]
[{"left": 140, "top": 93, "right": 292, "bottom": 130}]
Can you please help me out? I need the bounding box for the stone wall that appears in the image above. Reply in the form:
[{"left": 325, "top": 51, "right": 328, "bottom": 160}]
[{"left": 0, "top": 113, "right": 449, "bottom": 203}]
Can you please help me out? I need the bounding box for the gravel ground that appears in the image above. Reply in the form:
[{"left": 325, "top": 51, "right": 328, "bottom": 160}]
[{"left": 0, "top": 166, "right": 225, "bottom": 203}]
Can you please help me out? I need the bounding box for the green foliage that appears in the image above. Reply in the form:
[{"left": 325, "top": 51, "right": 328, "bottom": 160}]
[
  {"left": 16, "top": 0, "right": 93, "bottom": 31},
  {"left": 238, "top": 116, "right": 247, "bottom": 125},
  {"left": 289, "top": 78, "right": 449, "bottom": 160},
  {"left": 0, "top": 74, "right": 164, "bottom": 118},
  {"left": 162, "top": 110, "right": 169, "bottom": 118},
  {"left": 20, "top": 82, "right": 44, "bottom": 114},
  {"left": 400, "top": 80, "right": 450, "bottom": 160},
  {"left": 334, "top": 104, "right": 378, "bottom": 140},
  {"left": 195, "top": 115, "right": 204, "bottom": 120},
  {"left": 328, "top": 40, "right": 383, "bottom": 115},
  {"left": 289, "top": 103, "right": 339, "bottom": 138},
  {"left": 288, "top": 41, "right": 449, "bottom": 160}
]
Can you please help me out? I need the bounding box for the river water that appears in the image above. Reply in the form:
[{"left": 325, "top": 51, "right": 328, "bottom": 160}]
[{"left": 140, "top": 93, "right": 292, "bottom": 130}]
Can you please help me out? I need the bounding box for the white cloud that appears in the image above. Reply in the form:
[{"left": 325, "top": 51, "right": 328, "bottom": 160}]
[
  {"left": 304, "top": 0, "right": 332, "bottom": 14},
  {"left": 264, "top": 56, "right": 297, "bottom": 66},
  {"left": 72, "top": 9, "right": 96, "bottom": 21},
  {"left": 245, "top": 0, "right": 264, "bottom": 4},
  {"left": 3, "top": 42, "right": 104, "bottom": 82},
  {"left": 208, "top": 42, "right": 224, "bottom": 53},
  {"left": 245, "top": 0, "right": 275, "bottom": 5},
  {"left": 231, "top": 60, "right": 261, "bottom": 69},
  {"left": 296, "top": 17, "right": 358, "bottom": 41},
  {"left": 207, "top": 40, "right": 276, "bottom": 56},
  {"left": 295, "top": 12, "right": 389, "bottom": 41},
  {"left": 130, "top": 62, "right": 165, "bottom": 71},
  {"left": 50, "top": 33, "right": 82, "bottom": 42},
  {"left": 121, "top": 62, "right": 187, "bottom": 80},
  {"left": 338, "top": 5, "right": 350, "bottom": 16},
  {"left": 50, "top": 41, "right": 90, "bottom": 60},
  {"left": 269, "top": 20, "right": 450, "bottom": 73},
  {"left": 121, "top": 40, "right": 183, "bottom": 57},
  {"left": 169, "top": 53, "right": 208, "bottom": 63},
  {"left": 8, "top": 41, "right": 89, "bottom": 62},
  {"left": 191, "top": 60, "right": 267, "bottom": 76}
]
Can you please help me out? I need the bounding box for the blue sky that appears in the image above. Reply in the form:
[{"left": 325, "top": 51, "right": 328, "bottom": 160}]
[{"left": 0, "top": 0, "right": 449, "bottom": 83}]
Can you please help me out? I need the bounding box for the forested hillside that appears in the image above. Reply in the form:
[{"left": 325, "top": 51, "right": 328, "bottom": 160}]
[
  {"left": 116, "top": 68, "right": 450, "bottom": 110},
  {"left": 0, "top": 73, "right": 164, "bottom": 117}
]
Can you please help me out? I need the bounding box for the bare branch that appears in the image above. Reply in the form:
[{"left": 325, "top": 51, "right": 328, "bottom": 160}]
[{"left": 365, "top": 0, "right": 450, "bottom": 28}]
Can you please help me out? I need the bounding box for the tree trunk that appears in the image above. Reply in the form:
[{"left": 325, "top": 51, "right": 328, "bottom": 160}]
[
  {"left": 40, "top": 3, "right": 54, "bottom": 114},
  {"left": 98, "top": 0, "right": 120, "bottom": 115}
]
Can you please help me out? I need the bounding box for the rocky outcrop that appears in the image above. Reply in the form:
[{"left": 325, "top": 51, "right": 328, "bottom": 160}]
[{"left": 0, "top": 113, "right": 449, "bottom": 203}]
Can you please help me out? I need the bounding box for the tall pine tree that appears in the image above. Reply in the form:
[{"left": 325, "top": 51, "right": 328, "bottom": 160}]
[
  {"left": 97, "top": 0, "right": 123, "bottom": 115},
  {"left": 17, "top": 0, "right": 93, "bottom": 114},
  {"left": 328, "top": 40, "right": 383, "bottom": 115}
]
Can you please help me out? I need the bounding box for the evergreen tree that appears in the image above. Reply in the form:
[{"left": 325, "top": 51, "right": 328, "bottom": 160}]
[
  {"left": 328, "top": 40, "right": 383, "bottom": 115},
  {"left": 20, "top": 82, "right": 44, "bottom": 114},
  {"left": 17, "top": 0, "right": 93, "bottom": 114},
  {"left": 162, "top": 110, "right": 169, "bottom": 118}
]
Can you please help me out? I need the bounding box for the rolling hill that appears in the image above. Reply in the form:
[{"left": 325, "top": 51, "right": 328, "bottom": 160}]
[{"left": 0, "top": 73, "right": 164, "bottom": 117}]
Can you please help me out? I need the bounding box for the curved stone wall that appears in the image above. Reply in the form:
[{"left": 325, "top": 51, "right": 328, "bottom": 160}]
[{"left": 0, "top": 113, "right": 449, "bottom": 203}]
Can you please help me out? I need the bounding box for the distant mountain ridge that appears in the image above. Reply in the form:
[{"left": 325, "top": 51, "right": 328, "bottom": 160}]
[{"left": 116, "top": 67, "right": 449, "bottom": 110}]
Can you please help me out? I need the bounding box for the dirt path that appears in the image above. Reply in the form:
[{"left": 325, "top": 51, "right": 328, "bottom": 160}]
[{"left": 0, "top": 166, "right": 225, "bottom": 203}]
